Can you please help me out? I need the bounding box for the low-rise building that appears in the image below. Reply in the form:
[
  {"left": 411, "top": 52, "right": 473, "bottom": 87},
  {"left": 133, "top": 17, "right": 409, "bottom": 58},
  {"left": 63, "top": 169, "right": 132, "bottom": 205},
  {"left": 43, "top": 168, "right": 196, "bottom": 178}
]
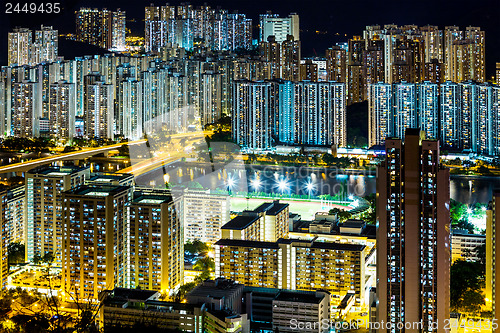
[
  {"left": 451, "top": 229, "right": 486, "bottom": 262},
  {"left": 186, "top": 278, "right": 244, "bottom": 314},
  {"left": 179, "top": 189, "right": 230, "bottom": 244},
  {"left": 221, "top": 200, "right": 289, "bottom": 242},
  {"left": 215, "top": 238, "right": 368, "bottom": 315},
  {"left": 100, "top": 288, "right": 203, "bottom": 332},
  {"left": 243, "top": 286, "right": 330, "bottom": 332},
  {"left": 100, "top": 286, "right": 248, "bottom": 333}
]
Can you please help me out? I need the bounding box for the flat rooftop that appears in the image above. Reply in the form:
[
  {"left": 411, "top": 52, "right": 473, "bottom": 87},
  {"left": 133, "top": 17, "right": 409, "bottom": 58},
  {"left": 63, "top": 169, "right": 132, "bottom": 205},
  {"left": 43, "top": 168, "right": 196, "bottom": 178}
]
[
  {"left": 221, "top": 214, "right": 260, "bottom": 230},
  {"left": 274, "top": 290, "right": 325, "bottom": 304},
  {"left": 281, "top": 238, "right": 366, "bottom": 252},
  {"left": 254, "top": 201, "right": 288, "bottom": 216},
  {"left": 216, "top": 238, "right": 365, "bottom": 252},
  {"left": 88, "top": 173, "right": 133, "bottom": 182},
  {"left": 132, "top": 193, "right": 173, "bottom": 205},
  {"left": 293, "top": 220, "right": 376, "bottom": 239},
  {"left": 110, "top": 287, "right": 158, "bottom": 301},
  {"left": 28, "top": 165, "right": 88, "bottom": 176},
  {"left": 215, "top": 238, "right": 280, "bottom": 249},
  {"left": 64, "top": 185, "right": 130, "bottom": 197},
  {"left": 187, "top": 279, "right": 244, "bottom": 299}
]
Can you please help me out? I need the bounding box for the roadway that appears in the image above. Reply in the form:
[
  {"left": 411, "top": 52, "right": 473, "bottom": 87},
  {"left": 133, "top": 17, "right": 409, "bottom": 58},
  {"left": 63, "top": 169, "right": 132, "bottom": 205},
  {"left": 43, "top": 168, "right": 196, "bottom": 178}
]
[
  {"left": 0, "top": 131, "right": 208, "bottom": 174},
  {"left": 118, "top": 132, "right": 208, "bottom": 176},
  {"left": 0, "top": 140, "right": 144, "bottom": 174}
]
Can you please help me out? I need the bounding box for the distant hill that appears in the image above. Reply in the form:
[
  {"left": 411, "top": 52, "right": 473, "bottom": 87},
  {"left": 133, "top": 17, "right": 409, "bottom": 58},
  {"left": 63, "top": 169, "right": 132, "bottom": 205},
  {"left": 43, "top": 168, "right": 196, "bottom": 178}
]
[
  {"left": 346, "top": 101, "right": 368, "bottom": 148},
  {"left": 58, "top": 37, "right": 117, "bottom": 60}
]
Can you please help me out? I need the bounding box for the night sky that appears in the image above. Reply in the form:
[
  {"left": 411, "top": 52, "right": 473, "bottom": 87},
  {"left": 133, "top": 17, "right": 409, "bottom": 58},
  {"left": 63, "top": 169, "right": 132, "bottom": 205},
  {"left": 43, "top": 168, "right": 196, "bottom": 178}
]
[{"left": 0, "top": 0, "right": 499, "bottom": 77}]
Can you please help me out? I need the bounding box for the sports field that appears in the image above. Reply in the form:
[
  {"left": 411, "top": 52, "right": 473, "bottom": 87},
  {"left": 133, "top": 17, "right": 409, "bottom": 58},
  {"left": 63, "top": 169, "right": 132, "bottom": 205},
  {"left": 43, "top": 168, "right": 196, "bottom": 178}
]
[{"left": 230, "top": 197, "right": 350, "bottom": 220}]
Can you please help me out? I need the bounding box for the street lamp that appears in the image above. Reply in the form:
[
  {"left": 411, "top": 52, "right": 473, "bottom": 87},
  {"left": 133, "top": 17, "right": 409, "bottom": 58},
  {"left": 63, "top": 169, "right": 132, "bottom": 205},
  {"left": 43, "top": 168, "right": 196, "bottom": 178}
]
[
  {"left": 226, "top": 176, "right": 236, "bottom": 194},
  {"left": 305, "top": 181, "right": 315, "bottom": 198},
  {"left": 250, "top": 177, "right": 261, "bottom": 192},
  {"left": 276, "top": 178, "right": 290, "bottom": 195}
]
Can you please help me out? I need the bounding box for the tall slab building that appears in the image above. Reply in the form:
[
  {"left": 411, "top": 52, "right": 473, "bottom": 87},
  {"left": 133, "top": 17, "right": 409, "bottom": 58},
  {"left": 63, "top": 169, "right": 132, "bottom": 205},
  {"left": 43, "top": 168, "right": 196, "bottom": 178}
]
[
  {"left": 376, "top": 129, "right": 450, "bottom": 333},
  {"left": 25, "top": 166, "right": 90, "bottom": 264}
]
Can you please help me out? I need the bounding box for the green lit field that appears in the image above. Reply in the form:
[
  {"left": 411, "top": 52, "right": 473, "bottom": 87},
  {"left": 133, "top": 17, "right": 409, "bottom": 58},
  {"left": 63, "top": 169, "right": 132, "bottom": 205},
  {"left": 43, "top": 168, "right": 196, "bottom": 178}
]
[{"left": 230, "top": 197, "right": 350, "bottom": 220}]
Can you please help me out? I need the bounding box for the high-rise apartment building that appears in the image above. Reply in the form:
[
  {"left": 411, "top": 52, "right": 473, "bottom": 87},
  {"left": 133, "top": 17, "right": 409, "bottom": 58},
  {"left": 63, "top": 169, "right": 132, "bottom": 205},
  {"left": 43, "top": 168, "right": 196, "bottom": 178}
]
[
  {"left": 221, "top": 201, "right": 289, "bottom": 243},
  {"left": 393, "top": 82, "right": 417, "bottom": 140},
  {"left": 460, "top": 81, "right": 477, "bottom": 151},
  {"left": 477, "top": 84, "right": 494, "bottom": 155},
  {"left": 11, "top": 81, "right": 41, "bottom": 138},
  {"left": 293, "top": 81, "right": 346, "bottom": 147},
  {"left": 215, "top": 238, "right": 368, "bottom": 310},
  {"left": 180, "top": 189, "right": 230, "bottom": 244},
  {"left": 120, "top": 78, "right": 143, "bottom": 140},
  {"left": 369, "top": 81, "right": 500, "bottom": 154},
  {"left": 233, "top": 80, "right": 346, "bottom": 150},
  {"left": 75, "top": 8, "right": 105, "bottom": 48},
  {"left": 199, "top": 72, "right": 223, "bottom": 126},
  {"left": 0, "top": 186, "right": 25, "bottom": 288},
  {"left": 445, "top": 26, "right": 485, "bottom": 83},
  {"left": 129, "top": 189, "right": 183, "bottom": 294},
  {"left": 281, "top": 35, "right": 301, "bottom": 82},
  {"left": 62, "top": 185, "right": 131, "bottom": 302},
  {"left": 32, "top": 25, "right": 58, "bottom": 65},
  {"left": 260, "top": 13, "right": 299, "bottom": 43},
  {"left": 259, "top": 36, "right": 281, "bottom": 79},
  {"left": 84, "top": 80, "right": 114, "bottom": 139},
  {"left": 299, "top": 59, "right": 318, "bottom": 82},
  {"left": 424, "top": 59, "right": 444, "bottom": 84},
  {"left": 420, "top": 25, "right": 443, "bottom": 63},
  {"left": 111, "top": 10, "right": 126, "bottom": 51},
  {"left": 4, "top": 186, "right": 24, "bottom": 246},
  {"left": 368, "top": 82, "right": 392, "bottom": 147},
  {"left": 417, "top": 81, "right": 439, "bottom": 140},
  {"left": 376, "top": 129, "right": 450, "bottom": 332},
  {"left": 76, "top": 8, "right": 126, "bottom": 51},
  {"left": 486, "top": 192, "right": 500, "bottom": 318},
  {"left": 49, "top": 80, "right": 76, "bottom": 139},
  {"left": 144, "top": 5, "right": 251, "bottom": 53},
  {"left": 326, "top": 46, "right": 347, "bottom": 83},
  {"left": 232, "top": 80, "right": 276, "bottom": 150},
  {"left": 8, "top": 28, "right": 32, "bottom": 66},
  {"left": 444, "top": 26, "right": 463, "bottom": 82},
  {"left": 439, "top": 81, "right": 461, "bottom": 149},
  {"left": 496, "top": 63, "right": 500, "bottom": 84},
  {"left": 25, "top": 166, "right": 90, "bottom": 264},
  {"left": 464, "top": 26, "right": 485, "bottom": 82}
]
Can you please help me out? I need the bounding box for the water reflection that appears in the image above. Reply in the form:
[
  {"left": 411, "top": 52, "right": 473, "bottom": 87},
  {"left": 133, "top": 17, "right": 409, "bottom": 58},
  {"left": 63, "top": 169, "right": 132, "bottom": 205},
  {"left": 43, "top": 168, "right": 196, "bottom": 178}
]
[{"left": 135, "top": 163, "right": 500, "bottom": 204}]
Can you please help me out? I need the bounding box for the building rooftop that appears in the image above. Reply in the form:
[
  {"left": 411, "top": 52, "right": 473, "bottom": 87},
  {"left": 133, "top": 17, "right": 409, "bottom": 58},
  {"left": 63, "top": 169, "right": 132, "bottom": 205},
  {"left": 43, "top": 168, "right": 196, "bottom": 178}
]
[
  {"left": 274, "top": 290, "right": 326, "bottom": 304},
  {"left": 341, "top": 220, "right": 366, "bottom": 228},
  {"left": 215, "top": 238, "right": 280, "bottom": 249},
  {"left": 293, "top": 220, "right": 376, "bottom": 239},
  {"left": 145, "top": 300, "right": 196, "bottom": 312},
  {"left": 216, "top": 238, "right": 365, "bottom": 252},
  {"left": 221, "top": 214, "right": 260, "bottom": 230},
  {"left": 254, "top": 200, "right": 288, "bottom": 216},
  {"left": 132, "top": 193, "right": 173, "bottom": 205},
  {"left": 188, "top": 278, "right": 244, "bottom": 298},
  {"left": 207, "top": 309, "right": 242, "bottom": 321},
  {"left": 87, "top": 173, "right": 133, "bottom": 184},
  {"left": 27, "top": 165, "right": 89, "bottom": 176},
  {"left": 64, "top": 185, "right": 130, "bottom": 197},
  {"left": 108, "top": 287, "right": 159, "bottom": 302}
]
